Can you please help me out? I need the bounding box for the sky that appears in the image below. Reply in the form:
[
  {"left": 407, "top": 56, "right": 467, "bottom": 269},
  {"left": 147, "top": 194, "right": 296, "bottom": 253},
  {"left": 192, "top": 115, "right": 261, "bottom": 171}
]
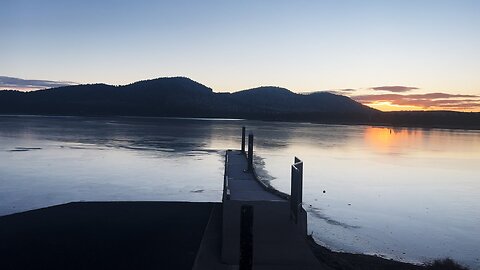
[{"left": 1, "top": 0, "right": 480, "bottom": 111}]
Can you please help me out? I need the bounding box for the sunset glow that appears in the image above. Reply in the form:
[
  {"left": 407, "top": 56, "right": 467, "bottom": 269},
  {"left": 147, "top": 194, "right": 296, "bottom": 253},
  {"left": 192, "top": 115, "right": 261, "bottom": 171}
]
[
  {"left": 352, "top": 93, "right": 480, "bottom": 112},
  {"left": 362, "top": 102, "right": 424, "bottom": 112},
  {"left": 360, "top": 101, "right": 480, "bottom": 112}
]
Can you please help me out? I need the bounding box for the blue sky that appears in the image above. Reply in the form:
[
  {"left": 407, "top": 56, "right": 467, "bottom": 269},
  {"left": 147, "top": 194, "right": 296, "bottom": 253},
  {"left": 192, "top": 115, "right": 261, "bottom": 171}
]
[{"left": 1, "top": 0, "right": 479, "bottom": 111}]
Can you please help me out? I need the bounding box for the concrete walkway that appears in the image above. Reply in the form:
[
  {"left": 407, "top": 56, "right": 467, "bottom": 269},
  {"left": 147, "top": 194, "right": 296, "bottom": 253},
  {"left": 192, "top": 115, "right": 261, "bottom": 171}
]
[
  {"left": 225, "top": 150, "right": 285, "bottom": 201},
  {"left": 217, "top": 150, "right": 325, "bottom": 269}
]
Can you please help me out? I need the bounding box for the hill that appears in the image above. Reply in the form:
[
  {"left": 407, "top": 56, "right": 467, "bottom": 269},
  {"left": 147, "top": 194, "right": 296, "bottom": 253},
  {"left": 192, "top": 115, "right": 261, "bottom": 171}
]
[
  {"left": 0, "top": 77, "right": 374, "bottom": 118},
  {"left": 1, "top": 77, "right": 479, "bottom": 129}
]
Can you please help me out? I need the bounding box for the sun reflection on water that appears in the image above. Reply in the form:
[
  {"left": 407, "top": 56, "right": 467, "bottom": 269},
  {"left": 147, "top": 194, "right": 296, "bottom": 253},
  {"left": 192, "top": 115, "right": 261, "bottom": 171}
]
[{"left": 364, "top": 127, "right": 423, "bottom": 154}]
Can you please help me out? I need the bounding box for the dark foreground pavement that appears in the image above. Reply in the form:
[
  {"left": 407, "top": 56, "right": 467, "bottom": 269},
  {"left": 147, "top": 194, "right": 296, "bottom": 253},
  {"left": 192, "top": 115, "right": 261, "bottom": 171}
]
[{"left": 0, "top": 201, "right": 217, "bottom": 270}]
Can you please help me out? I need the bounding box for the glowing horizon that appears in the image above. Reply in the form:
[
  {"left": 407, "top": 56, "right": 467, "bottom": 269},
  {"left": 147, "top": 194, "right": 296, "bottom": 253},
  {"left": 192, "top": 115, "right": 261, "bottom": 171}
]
[{"left": 361, "top": 102, "right": 480, "bottom": 113}]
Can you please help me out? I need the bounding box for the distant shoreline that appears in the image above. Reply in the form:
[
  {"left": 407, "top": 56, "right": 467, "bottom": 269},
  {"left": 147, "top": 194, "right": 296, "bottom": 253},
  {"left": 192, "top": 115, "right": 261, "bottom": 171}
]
[
  {"left": 1, "top": 113, "right": 479, "bottom": 131},
  {"left": 1, "top": 77, "right": 478, "bottom": 131}
]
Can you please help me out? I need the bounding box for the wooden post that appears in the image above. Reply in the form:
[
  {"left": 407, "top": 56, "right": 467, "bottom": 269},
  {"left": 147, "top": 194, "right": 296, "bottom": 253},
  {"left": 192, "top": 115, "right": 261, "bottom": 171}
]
[
  {"left": 239, "top": 205, "right": 254, "bottom": 270},
  {"left": 247, "top": 133, "right": 254, "bottom": 171},
  {"left": 241, "top": 127, "right": 246, "bottom": 153}
]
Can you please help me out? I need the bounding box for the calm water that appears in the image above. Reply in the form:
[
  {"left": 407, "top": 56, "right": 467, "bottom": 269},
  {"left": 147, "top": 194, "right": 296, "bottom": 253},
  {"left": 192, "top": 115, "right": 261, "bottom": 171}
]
[{"left": 0, "top": 115, "right": 479, "bottom": 268}]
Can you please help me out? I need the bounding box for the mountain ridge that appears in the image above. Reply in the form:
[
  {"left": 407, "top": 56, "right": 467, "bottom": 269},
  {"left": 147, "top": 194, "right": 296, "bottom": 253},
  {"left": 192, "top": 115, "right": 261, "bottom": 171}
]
[{"left": 1, "top": 77, "right": 479, "bottom": 129}]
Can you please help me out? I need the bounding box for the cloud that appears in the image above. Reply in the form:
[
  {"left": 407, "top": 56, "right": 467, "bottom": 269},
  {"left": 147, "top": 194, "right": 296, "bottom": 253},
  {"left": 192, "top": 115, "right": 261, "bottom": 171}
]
[
  {"left": 405, "top": 93, "right": 477, "bottom": 99},
  {"left": 353, "top": 93, "right": 478, "bottom": 102},
  {"left": 0, "top": 76, "right": 77, "bottom": 91},
  {"left": 322, "top": 88, "right": 357, "bottom": 95},
  {"left": 352, "top": 92, "right": 480, "bottom": 111},
  {"left": 370, "top": 86, "right": 419, "bottom": 92}
]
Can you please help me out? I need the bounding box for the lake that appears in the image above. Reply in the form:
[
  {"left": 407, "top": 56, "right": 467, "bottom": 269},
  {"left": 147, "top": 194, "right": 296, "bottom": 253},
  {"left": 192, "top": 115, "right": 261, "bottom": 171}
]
[{"left": 0, "top": 115, "right": 479, "bottom": 268}]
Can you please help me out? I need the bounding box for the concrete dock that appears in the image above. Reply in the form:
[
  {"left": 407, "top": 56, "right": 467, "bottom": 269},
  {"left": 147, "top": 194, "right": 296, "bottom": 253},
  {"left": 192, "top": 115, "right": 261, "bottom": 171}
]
[
  {"left": 223, "top": 150, "right": 284, "bottom": 202},
  {"left": 216, "top": 150, "right": 323, "bottom": 269}
]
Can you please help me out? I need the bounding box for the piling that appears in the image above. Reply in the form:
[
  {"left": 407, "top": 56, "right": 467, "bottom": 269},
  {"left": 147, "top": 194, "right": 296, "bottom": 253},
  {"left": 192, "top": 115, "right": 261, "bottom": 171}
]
[
  {"left": 241, "top": 127, "right": 246, "bottom": 153},
  {"left": 247, "top": 133, "right": 254, "bottom": 171},
  {"left": 290, "top": 157, "right": 303, "bottom": 223}
]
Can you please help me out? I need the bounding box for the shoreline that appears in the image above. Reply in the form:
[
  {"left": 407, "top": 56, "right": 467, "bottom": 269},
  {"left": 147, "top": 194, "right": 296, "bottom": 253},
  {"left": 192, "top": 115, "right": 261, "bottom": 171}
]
[
  {"left": 307, "top": 236, "right": 470, "bottom": 270},
  {"left": 1, "top": 113, "right": 480, "bottom": 131},
  {"left": 307, "top": 235, "right": 423, "bottom": 270}
]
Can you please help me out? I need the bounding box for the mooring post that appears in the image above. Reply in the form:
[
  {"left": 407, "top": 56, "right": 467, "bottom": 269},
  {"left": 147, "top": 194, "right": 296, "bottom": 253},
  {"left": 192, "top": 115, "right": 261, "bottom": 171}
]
[
  {"left": 247, "top": 133, "right": 254, "bottom": 171},
  {"left": 291, "top": 165, "right": 297, "bottom": 223},
  {"left": 291, "top": 157, "right": 303, "bottom": 223},
  {"left": 239, "top": 205, "right": 254, "bottom": 270},
  {"left": 241, "top": 127, "right": 246, "bottom": 153},
  {"left": 295, "top": 157, "right": 303, "bottom": 205}
]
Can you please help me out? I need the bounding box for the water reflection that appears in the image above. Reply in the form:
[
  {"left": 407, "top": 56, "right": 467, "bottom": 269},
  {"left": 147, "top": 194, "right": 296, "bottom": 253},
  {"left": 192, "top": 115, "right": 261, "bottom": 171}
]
[
  {"left": 0, "top": 116, "right": 232, "bottom": 157},
  {"left": 364, "top": 127, "right": 424, "bottom": 154}
]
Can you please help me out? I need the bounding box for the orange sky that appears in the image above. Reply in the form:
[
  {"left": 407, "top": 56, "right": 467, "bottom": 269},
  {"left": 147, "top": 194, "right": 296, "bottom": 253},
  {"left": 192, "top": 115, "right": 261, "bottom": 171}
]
[{"left": 348, "top": 91, "right": 480, "bottom": 112}]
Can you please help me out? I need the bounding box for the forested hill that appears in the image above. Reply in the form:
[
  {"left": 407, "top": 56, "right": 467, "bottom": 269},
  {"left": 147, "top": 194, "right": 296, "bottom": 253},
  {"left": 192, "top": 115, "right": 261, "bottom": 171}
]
[
  {"left": 0, "top": 77, "right": 373, "bottom": 117},
  {"left": 1, "top": 77, "right": 479, "bottom": 129}
]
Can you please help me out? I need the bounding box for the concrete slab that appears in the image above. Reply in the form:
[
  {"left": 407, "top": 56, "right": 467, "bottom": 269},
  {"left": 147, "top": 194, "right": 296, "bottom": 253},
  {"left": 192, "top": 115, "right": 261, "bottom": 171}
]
[
  {"left": 192, "top": 204, "right": 232, "bottom": 270},
  {"left": 0, "top": 202, "right": 216, "bottom": 270}
]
